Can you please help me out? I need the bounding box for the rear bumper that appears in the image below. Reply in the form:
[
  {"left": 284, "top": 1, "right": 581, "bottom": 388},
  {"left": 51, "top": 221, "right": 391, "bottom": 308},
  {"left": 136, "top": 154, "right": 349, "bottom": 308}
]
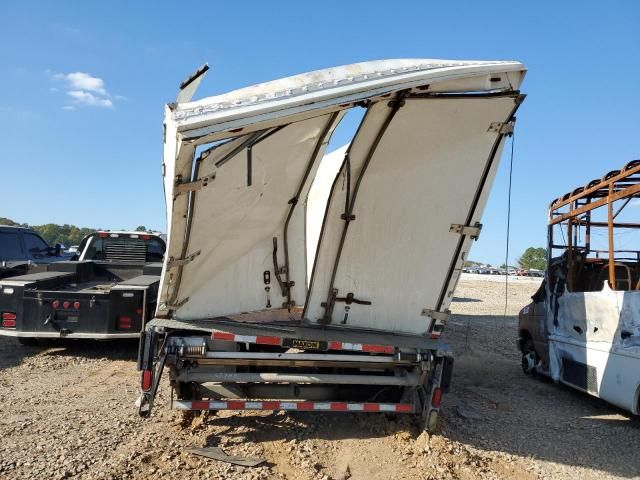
[{"left": 0, "top": 330, "right": 140, "bottom": 339}]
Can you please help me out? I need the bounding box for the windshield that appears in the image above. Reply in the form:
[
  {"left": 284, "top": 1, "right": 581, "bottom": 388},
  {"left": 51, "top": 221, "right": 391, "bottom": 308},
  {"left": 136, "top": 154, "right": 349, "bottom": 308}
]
[
  {"left": 24, "top": 233, "right": 50, "bottom": 260},
  {"left": 0, "top": 231, "right": 25, "bottom": 262}
]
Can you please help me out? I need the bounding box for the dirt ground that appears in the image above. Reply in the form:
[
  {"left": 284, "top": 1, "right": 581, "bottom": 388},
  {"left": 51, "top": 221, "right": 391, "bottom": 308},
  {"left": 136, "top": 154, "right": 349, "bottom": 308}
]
[{"left": 1, "top": 276, "right": 639, "bottom": 480}]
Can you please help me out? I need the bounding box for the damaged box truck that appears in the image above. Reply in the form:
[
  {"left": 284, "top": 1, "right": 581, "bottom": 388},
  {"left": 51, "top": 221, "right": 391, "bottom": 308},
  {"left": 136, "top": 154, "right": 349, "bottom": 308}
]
[{"left": 138, "top": 59, "right": 527, "bottom": 431}]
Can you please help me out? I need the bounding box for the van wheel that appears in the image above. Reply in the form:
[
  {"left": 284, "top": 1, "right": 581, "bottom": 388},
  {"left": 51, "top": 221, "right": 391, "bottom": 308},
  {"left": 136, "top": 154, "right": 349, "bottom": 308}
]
[
  {"left": 521, "top": 338, "right": 538, "bottom": 375},
  {"left": 17, "top": 337, "right": 38, "bottom": 347}
]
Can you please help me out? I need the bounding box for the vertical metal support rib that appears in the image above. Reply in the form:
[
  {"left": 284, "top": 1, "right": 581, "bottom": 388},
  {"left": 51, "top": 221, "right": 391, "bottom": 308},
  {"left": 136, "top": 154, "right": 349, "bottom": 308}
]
[
  {"left": 320, "top": 95, "right": 406, "bottom": 324},
  {"left": 247, "top": 146, "right": 253, "bottom": 186},
  {"left": 167, "top": 155, "right": 202, "bottom": 307},
  {"left": 280, "top": 111, "right": 341, "bottom": 307},
  {"left": 302, "top": 107, "right": 373, "bottom": 320},
  {"left": 608, "top": 184, "right": 615, "bottom": 288},
  {"left": 567, "top": 218, "right": 574, "bottom": 291}
]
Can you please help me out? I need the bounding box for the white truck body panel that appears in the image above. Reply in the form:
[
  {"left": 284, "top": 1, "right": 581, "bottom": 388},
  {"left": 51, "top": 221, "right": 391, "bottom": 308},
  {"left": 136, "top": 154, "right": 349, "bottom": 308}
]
[
  {"left": 157, "top": 59, "right": 526, "bottom": 336},
  {"left": 546, "top": 285, "right": 640, "bottom": 413}
]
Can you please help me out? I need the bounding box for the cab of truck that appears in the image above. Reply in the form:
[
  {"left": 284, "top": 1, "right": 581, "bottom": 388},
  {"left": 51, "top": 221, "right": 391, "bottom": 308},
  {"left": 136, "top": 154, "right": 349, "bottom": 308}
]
[
  {"left": 76, "top": 231, "right": 165, "bottom": 263},
  {"left": 0, "top": 225, "right": 66, "bottom": 279}
]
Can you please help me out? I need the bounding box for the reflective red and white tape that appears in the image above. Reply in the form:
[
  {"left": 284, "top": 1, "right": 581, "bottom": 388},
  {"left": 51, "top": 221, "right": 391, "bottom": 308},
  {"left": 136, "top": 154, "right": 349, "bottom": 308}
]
[
  {"left": 174, "top": 400, "right": 414, "bottom": 413},
  {"left": 211, "top": 331, "right": 395, "bottom": 354}
]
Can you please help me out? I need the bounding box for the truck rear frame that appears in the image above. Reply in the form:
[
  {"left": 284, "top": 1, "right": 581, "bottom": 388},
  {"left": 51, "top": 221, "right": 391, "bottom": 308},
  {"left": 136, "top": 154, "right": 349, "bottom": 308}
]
[{"left": 138, "top": 317, "right": 453, "bottom": 431}]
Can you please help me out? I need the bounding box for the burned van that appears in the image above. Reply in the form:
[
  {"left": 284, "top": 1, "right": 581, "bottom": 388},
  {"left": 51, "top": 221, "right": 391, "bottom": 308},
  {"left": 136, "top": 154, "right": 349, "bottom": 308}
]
[{"left": 519, "top": 160, "right": 640, "bottom": 414}]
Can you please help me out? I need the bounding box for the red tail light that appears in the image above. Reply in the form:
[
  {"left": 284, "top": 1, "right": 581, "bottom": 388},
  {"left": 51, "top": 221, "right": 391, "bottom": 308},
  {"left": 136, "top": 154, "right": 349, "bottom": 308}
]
[
  {"left": 141, "top": 234, "right": 151, "bottom": 240},
  {"left": 52, "top": 300, "right": 60, "bottom": 309},
  {"left": 141, "top": 370, "right": 152, "bottom": 391},
  {"left": 135, "top": 308, "right": 143, "bottom": 316},
  {"left": 63, "top": 301, "right": 70, "bottom": 309},
  {"left": 73, "top": 301, "right": 81, "bottom": 310},
  {"left": 1, "top": 312, "right": 17, "bottom": 328},
  {"left": 431, "top": 387, "right": 442, "bottom": 408},
  {"left": 98, "top": 232, "right": 108, "bottom": 238},
  {"left": 118, "top": 316, "right": 132, "bottom": 329}
]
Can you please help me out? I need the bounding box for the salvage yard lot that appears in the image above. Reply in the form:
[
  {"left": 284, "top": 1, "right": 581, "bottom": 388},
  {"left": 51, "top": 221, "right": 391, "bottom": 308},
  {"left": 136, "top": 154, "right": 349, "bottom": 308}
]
[{"left": 1, "top": 277, "right": 638, "bottom": 480}]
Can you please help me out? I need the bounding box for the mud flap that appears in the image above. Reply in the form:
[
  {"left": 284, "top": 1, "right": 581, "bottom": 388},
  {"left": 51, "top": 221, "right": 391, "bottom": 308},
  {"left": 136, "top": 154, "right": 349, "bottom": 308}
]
[
  {"left": 137, "top": 330, "right": 166, "bottom": 418},
  {"left": 440, "top": 356, "right": 454, "bottom": 393},
  {"left": 419, "top": 354, "right": 450, "bottom": 433}
]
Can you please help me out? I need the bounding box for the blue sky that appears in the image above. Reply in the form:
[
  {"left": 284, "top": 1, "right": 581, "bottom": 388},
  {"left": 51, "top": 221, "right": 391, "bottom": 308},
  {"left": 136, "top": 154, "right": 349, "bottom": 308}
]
[{"left": 1, "top": 1, "right": 639, "bottom": 265}]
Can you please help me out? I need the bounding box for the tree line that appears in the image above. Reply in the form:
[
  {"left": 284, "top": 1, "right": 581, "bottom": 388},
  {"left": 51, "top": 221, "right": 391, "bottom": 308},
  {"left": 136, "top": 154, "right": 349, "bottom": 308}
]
[{"left": 1, "top": 218, "right": 151, "bottom": 248}]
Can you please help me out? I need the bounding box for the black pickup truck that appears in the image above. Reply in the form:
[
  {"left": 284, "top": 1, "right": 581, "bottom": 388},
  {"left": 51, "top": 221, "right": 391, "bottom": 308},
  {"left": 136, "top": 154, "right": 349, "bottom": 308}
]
[
  {"left": 0, "top": 225, "right": 68, "bottom": 280},
  {"left": 0, "top": 231, "right": 165, "bottom": 344}
]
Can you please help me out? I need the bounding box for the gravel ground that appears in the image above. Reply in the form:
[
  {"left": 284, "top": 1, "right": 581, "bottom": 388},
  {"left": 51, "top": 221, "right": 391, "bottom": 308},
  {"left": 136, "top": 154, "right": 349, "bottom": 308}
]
[{"left": 1, "top": 276, "right": 639, "bottom": 479}]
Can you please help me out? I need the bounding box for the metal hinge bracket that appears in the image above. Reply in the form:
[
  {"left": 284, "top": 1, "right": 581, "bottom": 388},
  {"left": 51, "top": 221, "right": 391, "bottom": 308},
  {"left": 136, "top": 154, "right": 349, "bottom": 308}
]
[
  {"left": 167, "top": 250, "right": 201, "bottom": 268},
  {"left": 449, "top": 222, "right": 483, "bottom": 240},
  {"left": 165, "top": 297, "right": 189, "bottom": 311},
  {"left": 174, "top": 173, "right": 215, "bottom": 195},
  {"left": 421, "top": 308, "right": 451, "bottom": 322},
  {"left": 488, "top": 121, "right": 514, "bottom": 135}
]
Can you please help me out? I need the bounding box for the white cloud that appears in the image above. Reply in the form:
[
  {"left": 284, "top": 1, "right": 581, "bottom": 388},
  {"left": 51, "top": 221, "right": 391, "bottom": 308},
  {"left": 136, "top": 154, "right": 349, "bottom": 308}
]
[
  {"left": 58, "top": 72, "right": 107, "bottom": 95},
  {"left": 49, "top": 71, "right": 118, "bottom": 109},
  {"left": 67, "top": 90, "right": 113, "bottom": 108}
]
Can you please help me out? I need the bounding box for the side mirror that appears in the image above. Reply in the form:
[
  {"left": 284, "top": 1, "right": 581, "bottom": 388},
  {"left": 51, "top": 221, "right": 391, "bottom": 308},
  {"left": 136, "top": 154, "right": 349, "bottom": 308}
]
[{"left": 55, "top": 244, "right": 62, "bottom": 257}]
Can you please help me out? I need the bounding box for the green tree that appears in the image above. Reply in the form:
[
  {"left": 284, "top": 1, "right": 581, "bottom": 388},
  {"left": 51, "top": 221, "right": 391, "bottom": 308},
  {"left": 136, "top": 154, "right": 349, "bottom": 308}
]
[
  {"left": 0, "top": 217, "right": 27, "bottom": 227},
  {"left": 135, "top": 225, "right": 148, "bottom": 232},
  {"left": 1, "top": 217, "right": 97, "bottom": 247},
  {"left": 518, "top": 247, "right": 547, "bottom": 270}
]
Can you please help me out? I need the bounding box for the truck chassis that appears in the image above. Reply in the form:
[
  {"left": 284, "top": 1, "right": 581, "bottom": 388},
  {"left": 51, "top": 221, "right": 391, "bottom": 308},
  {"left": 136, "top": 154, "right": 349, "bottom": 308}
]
[{"left": 138, "top": 316, "right": 452, "bottom": 432}]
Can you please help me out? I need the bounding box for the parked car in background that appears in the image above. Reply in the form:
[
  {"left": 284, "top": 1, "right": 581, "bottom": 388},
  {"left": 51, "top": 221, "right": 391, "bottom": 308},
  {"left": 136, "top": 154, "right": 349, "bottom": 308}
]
[{"left": 0, "top": 225, "right": 68, "bottom": 280}]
